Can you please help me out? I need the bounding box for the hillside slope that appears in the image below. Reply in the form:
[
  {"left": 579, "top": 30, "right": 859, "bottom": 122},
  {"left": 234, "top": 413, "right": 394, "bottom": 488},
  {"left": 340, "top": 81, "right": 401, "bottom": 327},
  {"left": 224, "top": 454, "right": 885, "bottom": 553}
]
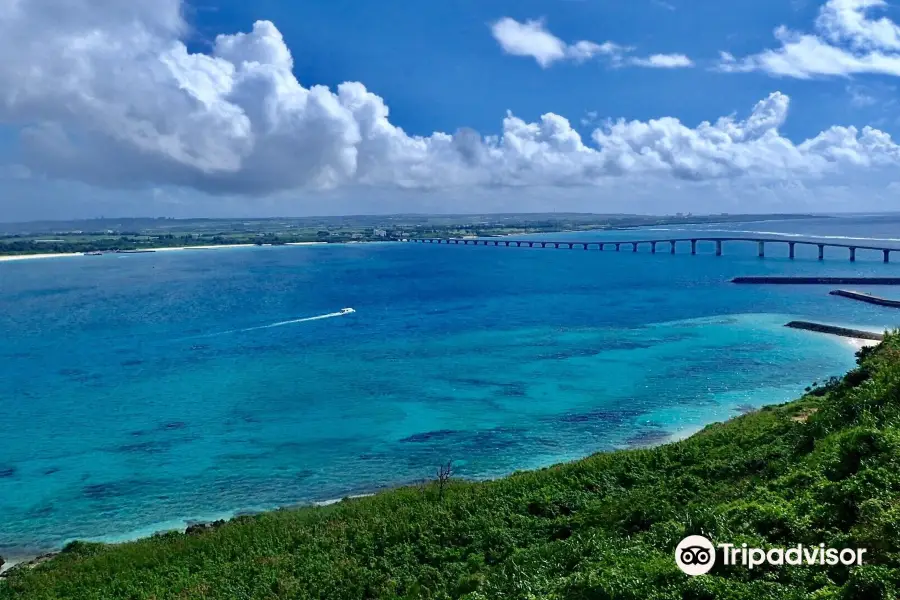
[{"left": 4, "top": 336, "right": 900, "bottom": 599}]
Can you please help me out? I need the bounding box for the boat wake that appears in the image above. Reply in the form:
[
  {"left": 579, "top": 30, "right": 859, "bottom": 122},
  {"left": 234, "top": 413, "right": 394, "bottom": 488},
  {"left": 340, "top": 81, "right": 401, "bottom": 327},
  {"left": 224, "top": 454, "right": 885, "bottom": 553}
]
[{"left": 199, "top": 308, "right": 355, "bottom": 338}]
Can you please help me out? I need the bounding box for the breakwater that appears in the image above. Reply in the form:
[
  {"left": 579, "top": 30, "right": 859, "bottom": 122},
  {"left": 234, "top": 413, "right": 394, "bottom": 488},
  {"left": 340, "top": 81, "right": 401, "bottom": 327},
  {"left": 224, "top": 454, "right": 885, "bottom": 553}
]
[
  {"left": 733, "top": 277, "right": 900, "bottom": 285},
  {"left": 829, "top": 290, "right": 900, "bottom": 308},
  {"left": 785, "top": 321, "right": 885, "bottom": 340}
]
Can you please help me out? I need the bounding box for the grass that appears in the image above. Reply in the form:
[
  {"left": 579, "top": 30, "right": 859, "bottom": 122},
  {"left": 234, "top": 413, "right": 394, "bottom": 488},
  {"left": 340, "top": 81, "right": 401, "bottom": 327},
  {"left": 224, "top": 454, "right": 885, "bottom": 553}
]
[{"left": 4, "top": 337, "right": 900, "bottom": 599}]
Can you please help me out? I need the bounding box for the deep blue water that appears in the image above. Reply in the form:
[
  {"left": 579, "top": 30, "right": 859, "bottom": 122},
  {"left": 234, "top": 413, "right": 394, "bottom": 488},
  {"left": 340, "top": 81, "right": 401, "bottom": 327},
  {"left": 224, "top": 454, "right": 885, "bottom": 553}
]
[{"left": 1, "top": 215, "right": 899, "bottom": 561}]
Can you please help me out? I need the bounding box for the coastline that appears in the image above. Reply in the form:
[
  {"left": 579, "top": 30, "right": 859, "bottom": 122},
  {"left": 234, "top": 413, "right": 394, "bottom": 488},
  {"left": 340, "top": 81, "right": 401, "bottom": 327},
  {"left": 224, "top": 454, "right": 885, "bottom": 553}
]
[
  {"left": 0, "top": 335, "right": 864, "bottom": 572},
  {"left": 5, "top": 332, "right": 898, "bottom": 598},
  {"left": 0, "top": 314, "right": 876, "bottom": 571},
  {"left": 0, "top": 253, "right": 83, "bottom": 262},
  {"left": 0, "top": 242, "right": 326, "bottom": 263},
  {"left": 0, "top": 216, "right": 824, "bottom": 262},
  {"left": 0, "top": 493, "right": 380, "bottom": 573}
]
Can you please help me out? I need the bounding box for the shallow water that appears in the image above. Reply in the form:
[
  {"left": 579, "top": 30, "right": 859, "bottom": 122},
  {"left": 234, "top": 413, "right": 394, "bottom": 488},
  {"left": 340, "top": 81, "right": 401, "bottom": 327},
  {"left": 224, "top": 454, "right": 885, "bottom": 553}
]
[{"left": 1, "top": 216, "right": 898, "bottom": 559}]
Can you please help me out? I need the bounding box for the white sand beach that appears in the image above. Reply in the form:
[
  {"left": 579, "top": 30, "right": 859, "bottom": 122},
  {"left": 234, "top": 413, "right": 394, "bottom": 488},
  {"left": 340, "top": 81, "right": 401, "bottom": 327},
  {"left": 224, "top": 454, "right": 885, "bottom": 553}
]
[
  {"left": 0, "top": 242, "right": 328, "bottom": 263},
  {"left": 846, "top": 337, "right": 881, "bottom": 351},
  {"left": 0, "top": 252, "right": 83, "bottom": 262}
]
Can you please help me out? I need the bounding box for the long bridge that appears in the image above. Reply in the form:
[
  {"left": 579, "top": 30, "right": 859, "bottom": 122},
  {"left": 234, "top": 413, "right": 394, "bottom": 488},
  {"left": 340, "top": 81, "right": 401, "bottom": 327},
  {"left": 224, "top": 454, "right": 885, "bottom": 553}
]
[{"left": 404, "top": 236, "right": 899, "bottom": 263}]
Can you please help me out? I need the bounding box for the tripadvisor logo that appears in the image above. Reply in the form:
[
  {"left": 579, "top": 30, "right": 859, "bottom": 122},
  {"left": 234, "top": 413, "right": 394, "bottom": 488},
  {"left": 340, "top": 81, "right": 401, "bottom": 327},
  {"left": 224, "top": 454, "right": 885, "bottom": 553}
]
[
  {"left": 675, "top": 535, "right": 867, "bottom": 576},
  {"left": 675, "top": 535, "right": 717, "bottom": 576}
]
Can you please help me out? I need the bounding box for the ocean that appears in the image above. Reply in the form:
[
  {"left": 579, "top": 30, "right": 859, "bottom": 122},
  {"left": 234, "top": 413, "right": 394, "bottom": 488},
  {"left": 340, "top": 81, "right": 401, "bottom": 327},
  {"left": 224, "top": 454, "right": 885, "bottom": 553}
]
[{"left": 1, "top": 215, "right": 898, "bottom": 561}]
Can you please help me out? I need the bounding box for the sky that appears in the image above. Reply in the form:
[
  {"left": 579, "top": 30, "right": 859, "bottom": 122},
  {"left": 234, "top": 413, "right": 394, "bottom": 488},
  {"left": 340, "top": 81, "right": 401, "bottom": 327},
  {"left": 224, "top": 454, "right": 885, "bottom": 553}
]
[{"left": 2, "top": 0, "right": 900, "bottom": 220}]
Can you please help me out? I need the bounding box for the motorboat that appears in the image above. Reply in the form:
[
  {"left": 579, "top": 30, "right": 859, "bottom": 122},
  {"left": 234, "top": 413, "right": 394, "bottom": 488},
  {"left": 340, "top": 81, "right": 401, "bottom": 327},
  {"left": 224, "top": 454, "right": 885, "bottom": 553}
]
[{"left": 339, "top": 308, "right": 355, "bottom": 315}]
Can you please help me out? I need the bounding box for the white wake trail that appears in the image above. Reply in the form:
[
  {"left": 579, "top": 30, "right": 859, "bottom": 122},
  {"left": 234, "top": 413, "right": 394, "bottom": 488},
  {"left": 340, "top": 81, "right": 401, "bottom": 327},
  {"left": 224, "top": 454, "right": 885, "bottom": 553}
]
[
  {"left": 195, "top": 309, "right": 355, "bottom": 338},
  {"left": 238, "top": 311, "right": 348, "bottom": 332}
]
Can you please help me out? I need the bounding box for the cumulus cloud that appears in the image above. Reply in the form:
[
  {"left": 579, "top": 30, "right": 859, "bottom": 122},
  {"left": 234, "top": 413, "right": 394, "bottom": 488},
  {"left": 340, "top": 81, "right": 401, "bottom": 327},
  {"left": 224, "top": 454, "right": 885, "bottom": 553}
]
[
  {"left": 490, "top": 18, "right": 625, "bottom": 67},
  {"left": 0, "top": 0, "right": 898, "bottom": 202},
  {"left": 630, "top": 53, "right": 694, "bottom": 68},
  {"left": 489, "top": 17, "right": 691, "bottom": 69},
  {"left": 720, "top": 0, "right": 900, "bottom": 77}
]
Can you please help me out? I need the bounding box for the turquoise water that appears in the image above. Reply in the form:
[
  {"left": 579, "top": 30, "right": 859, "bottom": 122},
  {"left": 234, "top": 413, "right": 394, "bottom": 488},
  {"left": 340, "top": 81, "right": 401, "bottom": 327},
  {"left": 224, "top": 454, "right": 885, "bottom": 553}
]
[{"left": 1, "top": 216, "right": 899, "bottom": 560}]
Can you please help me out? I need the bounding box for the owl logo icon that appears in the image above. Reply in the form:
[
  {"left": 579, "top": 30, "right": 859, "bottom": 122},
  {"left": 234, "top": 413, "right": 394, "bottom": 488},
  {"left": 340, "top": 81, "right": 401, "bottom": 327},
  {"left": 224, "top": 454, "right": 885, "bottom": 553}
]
[{"left": 675, "top": 535, "right": 716, "bottom": 576}]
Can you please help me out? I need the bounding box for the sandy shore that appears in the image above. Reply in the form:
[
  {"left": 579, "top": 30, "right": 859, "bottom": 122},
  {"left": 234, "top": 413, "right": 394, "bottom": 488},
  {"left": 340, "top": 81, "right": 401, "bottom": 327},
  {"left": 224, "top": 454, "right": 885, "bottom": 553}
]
[
  {"left": 0, "top": 242, "right": 327, "bottom": 263},
  {"left": 846, "top": 337, "right": 881, "bottom": 351},
  {"left": 0, "top": 252, "right": 83, "bottom": 262}
]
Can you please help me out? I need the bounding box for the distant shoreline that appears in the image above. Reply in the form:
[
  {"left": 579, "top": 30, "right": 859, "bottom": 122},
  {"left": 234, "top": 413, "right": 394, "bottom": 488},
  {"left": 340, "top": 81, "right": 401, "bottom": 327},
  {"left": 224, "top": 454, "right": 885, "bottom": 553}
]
[
  {"left": 0, "top": 242, "right": 326, "bottom": 263},
  {"left": 0, "top": 213, "right": 828, "bottom": 261}
]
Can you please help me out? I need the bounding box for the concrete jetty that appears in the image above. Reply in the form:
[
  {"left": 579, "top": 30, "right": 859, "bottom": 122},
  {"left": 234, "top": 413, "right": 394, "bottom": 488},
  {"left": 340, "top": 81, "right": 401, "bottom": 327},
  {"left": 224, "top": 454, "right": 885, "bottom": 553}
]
[
  {"left": 830, "top": 290, "right": 900, "bottom": 308},
  {"left": 785, "top": 321, "right": 884, "bottom": 341},
  {"left": 732, "top": 277, "right": 900, "bottom": 285}
]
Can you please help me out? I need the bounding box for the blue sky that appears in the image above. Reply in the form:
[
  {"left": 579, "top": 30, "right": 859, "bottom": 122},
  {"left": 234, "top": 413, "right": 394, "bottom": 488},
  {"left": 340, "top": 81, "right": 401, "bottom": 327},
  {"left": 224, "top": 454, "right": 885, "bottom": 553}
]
[
  {"left": 184, "top": 0, "right": 893, "bottom": 140},
  {"left": 1, "top": 0, "right": 900, "bottom": 219}
]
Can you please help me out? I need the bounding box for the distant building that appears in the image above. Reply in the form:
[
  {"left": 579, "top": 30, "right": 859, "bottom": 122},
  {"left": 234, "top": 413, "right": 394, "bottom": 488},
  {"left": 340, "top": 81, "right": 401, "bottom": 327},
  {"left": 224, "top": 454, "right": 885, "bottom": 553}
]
[{"left": 373, "top": 229, "right": 387, "bottom": 237}]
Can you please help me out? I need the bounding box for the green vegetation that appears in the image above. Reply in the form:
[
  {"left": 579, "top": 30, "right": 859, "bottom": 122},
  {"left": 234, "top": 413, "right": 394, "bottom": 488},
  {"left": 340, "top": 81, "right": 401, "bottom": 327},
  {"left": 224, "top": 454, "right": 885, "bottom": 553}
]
[
  {"left": 0, "top": 213, "right": 819, "bottom": 256},
  {"left": 4, "top": 337, "right": 898, "bottom": 599}
]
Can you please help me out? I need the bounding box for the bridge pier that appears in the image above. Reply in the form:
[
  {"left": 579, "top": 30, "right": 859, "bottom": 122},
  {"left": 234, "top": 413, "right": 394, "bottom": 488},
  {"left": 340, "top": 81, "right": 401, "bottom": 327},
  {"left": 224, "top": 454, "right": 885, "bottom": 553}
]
[{"left": 410, "top": 237, "right": 898, "bottom": 265}]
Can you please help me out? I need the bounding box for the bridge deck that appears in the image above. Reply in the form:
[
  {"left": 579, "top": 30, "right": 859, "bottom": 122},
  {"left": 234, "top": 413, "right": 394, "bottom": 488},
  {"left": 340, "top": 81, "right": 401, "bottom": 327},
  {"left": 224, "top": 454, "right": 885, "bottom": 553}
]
[
  {"left": 407, "top": 237, "right": 898, "bottom": 252},
  {"left": 405, "top": 236, "right": 900, "bottom": 262}
]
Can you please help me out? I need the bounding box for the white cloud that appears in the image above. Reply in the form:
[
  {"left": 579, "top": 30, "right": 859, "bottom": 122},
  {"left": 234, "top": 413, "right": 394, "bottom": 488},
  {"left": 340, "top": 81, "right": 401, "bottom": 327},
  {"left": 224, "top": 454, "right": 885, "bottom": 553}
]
[
  {"left": 490, "top": 18, "right": 626, "bottom": 67},
  {"left": 490, "top": 17, "right": 569, "bottom": 67},
  {"left": 0, "top": 0, "right": 898, "bottom": 209},
  {"left": 721, "top": 0, "right": 900, "bottom": 77},
  {"left": 630, "top": 53, "right": 694, "bottom": 68},
  {"left": 489, "top": 17, "right": 690, "bottom": 70}
]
